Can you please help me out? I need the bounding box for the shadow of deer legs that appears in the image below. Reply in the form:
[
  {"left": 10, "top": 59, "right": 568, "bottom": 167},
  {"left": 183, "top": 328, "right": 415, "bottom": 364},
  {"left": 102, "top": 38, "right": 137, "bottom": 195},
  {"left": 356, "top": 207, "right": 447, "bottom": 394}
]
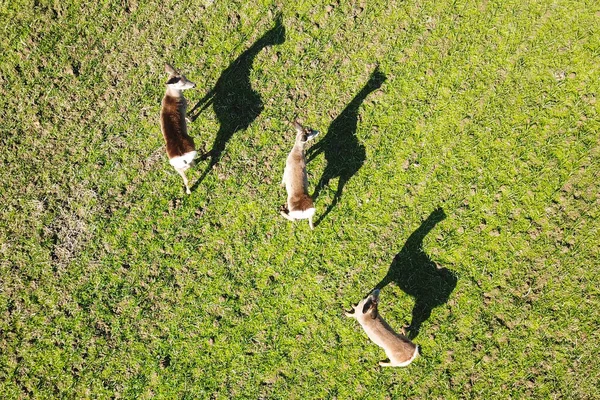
[
  {"left": 373, "top": 208, "right": 457, "bottom": 339},
  {"left": 313, "top": 175, "right": 349, "bottom": 227},
  {"left": 188, "top": 15, "right": 285, "bottom": 190},
  {"left": 308, "top": 66, "right": 386, "bottom": 223}
]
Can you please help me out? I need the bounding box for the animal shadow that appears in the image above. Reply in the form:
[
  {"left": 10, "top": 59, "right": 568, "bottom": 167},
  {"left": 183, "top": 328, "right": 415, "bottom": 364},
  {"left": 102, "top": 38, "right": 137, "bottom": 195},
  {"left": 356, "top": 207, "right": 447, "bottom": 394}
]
[
  {"left": 374, "top": 208, "right": 457, "bottom": 339},
  {"left": 307, "top": 66, "right": 386, "bottom": 225},
  {"left": 188, "top": 14, "right": 285, "bottom": 187}
]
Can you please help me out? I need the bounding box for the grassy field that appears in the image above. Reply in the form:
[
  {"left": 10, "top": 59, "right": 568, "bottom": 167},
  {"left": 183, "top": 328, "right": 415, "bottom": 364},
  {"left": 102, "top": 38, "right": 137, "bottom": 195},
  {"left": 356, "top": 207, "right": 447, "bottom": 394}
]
[{"left": 1, "top": 0, "right": 599, "bottom": 398}]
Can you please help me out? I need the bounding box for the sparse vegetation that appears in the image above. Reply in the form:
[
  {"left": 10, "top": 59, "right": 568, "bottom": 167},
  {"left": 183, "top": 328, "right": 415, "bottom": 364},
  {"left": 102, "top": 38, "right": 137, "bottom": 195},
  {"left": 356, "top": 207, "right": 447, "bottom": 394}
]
[{"left": 1, "top": 0, "right": 599, "bottom": 398}]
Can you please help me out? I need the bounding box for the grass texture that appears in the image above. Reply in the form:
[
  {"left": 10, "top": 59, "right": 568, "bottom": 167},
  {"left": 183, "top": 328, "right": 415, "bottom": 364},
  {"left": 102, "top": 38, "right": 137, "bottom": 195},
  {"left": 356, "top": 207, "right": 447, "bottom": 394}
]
[{"left": 1, "top": 0, "right": 599, "bottom": 398}]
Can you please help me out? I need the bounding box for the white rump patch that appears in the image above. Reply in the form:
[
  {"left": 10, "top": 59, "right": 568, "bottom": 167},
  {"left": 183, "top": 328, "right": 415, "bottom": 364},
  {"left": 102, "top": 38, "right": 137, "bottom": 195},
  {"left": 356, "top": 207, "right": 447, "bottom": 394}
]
[
  {"left": 169, "top": 151, "right": 197, "bottom": 170},
  {"left": 289, "top": 207, "right": 316, "bottom": 220},
  {"left": 396, "top": 345, "right": 419, "bottom": 367}
]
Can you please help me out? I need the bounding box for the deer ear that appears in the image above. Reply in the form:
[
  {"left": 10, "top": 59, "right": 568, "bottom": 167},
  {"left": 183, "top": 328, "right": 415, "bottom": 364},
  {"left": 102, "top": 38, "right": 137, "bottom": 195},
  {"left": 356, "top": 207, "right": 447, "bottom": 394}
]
[
  {"left": 362, "top": 298, "right": 373, "bottom": 315},
  {"left": 362, "top": 298, "right": 378, "bottom": 318},
  {"left": 345, "top": 303, "right": 358, "bottom": 317},
  {"left": 293, "top": 120, "right": 304, "bottom": 135},
  {"left": 165, "top": 63, "right": 177, "bottom": 75},
  {"left": 370, "top": 306, "right": 378, "bottom": 319},
  {"left": 166, "top": 76, "right": 181, "bottom": 85}
]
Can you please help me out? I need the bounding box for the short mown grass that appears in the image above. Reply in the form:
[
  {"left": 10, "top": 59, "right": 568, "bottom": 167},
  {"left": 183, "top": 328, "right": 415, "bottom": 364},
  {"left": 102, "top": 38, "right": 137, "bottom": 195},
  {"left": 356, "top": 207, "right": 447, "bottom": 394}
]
[{"left": 1, "top": 0, "right": 599, "bottom": 398}]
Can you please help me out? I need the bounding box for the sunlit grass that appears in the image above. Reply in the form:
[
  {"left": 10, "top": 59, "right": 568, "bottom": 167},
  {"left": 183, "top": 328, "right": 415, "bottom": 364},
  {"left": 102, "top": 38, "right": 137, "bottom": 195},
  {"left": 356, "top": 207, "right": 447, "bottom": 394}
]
[{"left": 1, "top": 0, "right": 598, "bottom": 398}]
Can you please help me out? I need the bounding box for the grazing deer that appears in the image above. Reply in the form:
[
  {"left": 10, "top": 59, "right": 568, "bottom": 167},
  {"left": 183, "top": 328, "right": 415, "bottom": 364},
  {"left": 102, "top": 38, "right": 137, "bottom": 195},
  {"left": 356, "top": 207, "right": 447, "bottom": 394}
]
[
  {"left": 160, "top": 63, "right": 197, "bottom": 194},
  {"left": 346, "top": 289, "right": 419, "bottom": 367},
  {"left": 280, "top": 120, "right": 319, "bottom": 229}
]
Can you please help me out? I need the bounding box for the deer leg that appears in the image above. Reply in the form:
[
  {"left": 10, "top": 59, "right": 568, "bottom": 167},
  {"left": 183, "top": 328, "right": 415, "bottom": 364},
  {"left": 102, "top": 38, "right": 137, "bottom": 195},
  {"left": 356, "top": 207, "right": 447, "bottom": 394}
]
[{"left": 176, "top": 168, "right": 191, "bottom": 194}]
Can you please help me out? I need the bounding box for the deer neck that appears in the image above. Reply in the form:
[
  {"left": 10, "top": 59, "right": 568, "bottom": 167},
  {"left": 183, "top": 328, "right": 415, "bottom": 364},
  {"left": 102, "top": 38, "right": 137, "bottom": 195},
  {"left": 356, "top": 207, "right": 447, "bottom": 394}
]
[{"left": 165, "top": 87, "right": 184, "bottom": 99}]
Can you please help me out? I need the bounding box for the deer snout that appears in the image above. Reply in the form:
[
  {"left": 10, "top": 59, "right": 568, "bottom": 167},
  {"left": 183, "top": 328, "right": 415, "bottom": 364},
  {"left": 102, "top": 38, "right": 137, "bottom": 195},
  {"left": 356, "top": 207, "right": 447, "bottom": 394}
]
[
  {"left": 307, "top": 130, "right": 319, "bottom": 141},
  {"left": 369, "top": 289, "right": 380, "bottom": 302}
]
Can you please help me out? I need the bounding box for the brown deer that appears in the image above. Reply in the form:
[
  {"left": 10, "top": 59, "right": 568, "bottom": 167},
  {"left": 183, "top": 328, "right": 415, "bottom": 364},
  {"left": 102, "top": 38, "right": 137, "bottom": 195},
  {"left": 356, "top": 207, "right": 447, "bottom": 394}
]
[
  {"left": 160, "top": 64, "right": 197, "bottom": 194},
  {"left": 280, "top": 120, "right": 319, "bottom": 229},
  {"left": 346, "top": 289, "right": 419, "bottom": 367}
]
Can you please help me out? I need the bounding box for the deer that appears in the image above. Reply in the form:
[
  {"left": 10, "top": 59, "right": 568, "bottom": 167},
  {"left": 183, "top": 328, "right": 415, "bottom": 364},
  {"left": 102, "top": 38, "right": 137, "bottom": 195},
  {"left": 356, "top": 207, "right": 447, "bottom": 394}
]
[
  {"left": 280, "top": 120, "right": 319, "bottom": 229},
  {"left": 346, "top": 289, "right": 419, "bottom": 367},
  {"left": 160, "top": 63, "right": 197, "bottom": 194}
]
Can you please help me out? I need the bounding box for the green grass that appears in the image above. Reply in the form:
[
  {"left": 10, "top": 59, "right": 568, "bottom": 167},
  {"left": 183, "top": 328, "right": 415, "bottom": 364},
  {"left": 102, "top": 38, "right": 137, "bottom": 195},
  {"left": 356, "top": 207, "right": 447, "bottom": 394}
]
[{"left": 1, "top": 0, "right": 599, "bottom": 398}]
